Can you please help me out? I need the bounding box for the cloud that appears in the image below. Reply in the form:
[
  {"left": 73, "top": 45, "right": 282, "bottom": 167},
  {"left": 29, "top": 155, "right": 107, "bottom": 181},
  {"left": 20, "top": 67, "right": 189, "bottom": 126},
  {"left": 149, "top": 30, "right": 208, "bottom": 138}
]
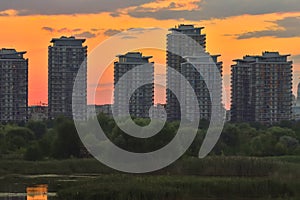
[
  {"left": 41, "top": 26, "right": 99, "bottom": 38},
  {"left": 75, "top": 31, "right": 97, "bottom": 38},
  {"left": 237, "top": 16, "right": 300, "bottom": 39},
  {"left": 72, "top": 28, "right": 82, "bottom": 32},
  {"left": 91, "top": 28, "right": 101, "bottom": 32},
  {"left": 3, "top": 0, "right": 298, "bottom": 21},
  {"left": 110, "top": 12, "right": 120, "bottom": 17},
  {"left": 0, "top": 13, "right": 9, "bottom": 16},
  {"left": 167, "top": 2, "right": 177, "bottom": 9},
  {"left": 127, "top": 27, "right": 160, "bottom": 33},
  {"left": 124, "top": 0, "right": 300, "bottom": 21},
  {"left": 0, "top": 0, "right": 154, "bottom": 15},
  {"left": 42, "top": 26, "right": 55, "bottom": 32},
  {"left": 58, "top": 28, "right": 71, "bottom": 33},
  {"left": 42, "top": 26, "right": 84, "bottom": 33},
  {"left": 104, "top": 29, "right": 123, "bottom": 36},
  {"left": 102, "top": 27, "right": 159, "bottom": 39},
  {"left": 0, "top": 9, "right": 18, "bottom": 16}
]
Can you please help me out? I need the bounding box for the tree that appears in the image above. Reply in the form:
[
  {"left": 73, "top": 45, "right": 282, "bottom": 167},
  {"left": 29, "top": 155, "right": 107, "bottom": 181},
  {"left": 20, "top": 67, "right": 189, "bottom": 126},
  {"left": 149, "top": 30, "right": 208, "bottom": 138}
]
[
  {"left": 39, "top": 129, "right": 57, "bottom": 157},
  {"left": 24, "top": 142, "right": 43, "bottom": 161},
  {"left": 26, "top": 121, "right": 47, "bottom": 139},
  {"left": 52, "top": 119, "right": 82, "bottom": 159},
  {"left": 5, "top": 127, "right": 34, "bottom": 150}
]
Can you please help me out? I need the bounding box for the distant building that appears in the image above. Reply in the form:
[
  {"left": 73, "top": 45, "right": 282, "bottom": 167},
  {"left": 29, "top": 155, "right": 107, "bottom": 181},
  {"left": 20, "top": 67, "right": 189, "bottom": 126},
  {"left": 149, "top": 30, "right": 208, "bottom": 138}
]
[
  {"left": 231, "top": 52, "right": 293, "bottom": 124},
  {"left": 0, "top": 48, "right": 28, "bottom": 123},
  {"left": 292, "top": 94, "right": 296, "bottom": 106},
  {"left": 226, "top": 110, "right": 231, "bottom": 122},
  {"left": 292, "top": 106, "right": 300, "bottom": 121},
  {"left": 114, "top": 52, "right": 154, "bottom": 118},
  {"left": 28, "top": 105, "right": 48, "bottom": 121},
  {"left": 297, "top": 82, "right": 300, "bottom": 106},
  {"left": 87, "top": 104, "right": 112, "bottom": 118},
  {"left": 166, "top": 24, "right": 223, "bottom": 121},
  {"left": 166, "top": 24, "right": 207, "bottom": 121},
  {"left": 48, "top": 36, "right": 87, "bottom": 120},
  {"left": 150, "top": 104, "right": 167, "bottom": 119},
  {"left": 292, "top": 82, "right": 300, "bottom": 121},
  {"left": 181, "top": 54, "right": 223, "bottom": 121}
]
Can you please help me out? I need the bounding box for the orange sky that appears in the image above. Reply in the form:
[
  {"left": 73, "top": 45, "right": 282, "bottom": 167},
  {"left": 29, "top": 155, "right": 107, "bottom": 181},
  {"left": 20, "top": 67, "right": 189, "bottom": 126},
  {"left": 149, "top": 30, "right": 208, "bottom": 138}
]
[{"left": 0, "top": 0, "right": 300, "bottom": 109}]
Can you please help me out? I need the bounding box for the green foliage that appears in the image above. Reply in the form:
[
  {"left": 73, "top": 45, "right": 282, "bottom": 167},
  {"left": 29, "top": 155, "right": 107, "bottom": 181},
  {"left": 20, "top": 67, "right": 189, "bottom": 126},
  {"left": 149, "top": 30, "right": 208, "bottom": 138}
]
[
  {"left": 1, "top": 114, "right": 300, "bottom": 160},
  {"left": 5, "top": 127, "right": 34, "bottom": 151},
  {"left": 57, "top": 174, "right": 298, "bottom": 200},
  {"left": 0, "top": 157, "right": 299, "bottom": 199},
  {"left": 24, "top": 142, "right": 43, "bottom": 161},
  {"left": 52, "top": 118, "right": 82, "bottom": 159},
  {"left": 26, "top": 120, "right": 47, "bottom": 139}
]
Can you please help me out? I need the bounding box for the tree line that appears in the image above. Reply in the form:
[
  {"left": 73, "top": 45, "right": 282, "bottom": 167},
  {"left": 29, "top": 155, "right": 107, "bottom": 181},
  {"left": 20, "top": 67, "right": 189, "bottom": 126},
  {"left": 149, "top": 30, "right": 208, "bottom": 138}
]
[{"left": 0, "top": 114, "right": 299, "bottom": 161}]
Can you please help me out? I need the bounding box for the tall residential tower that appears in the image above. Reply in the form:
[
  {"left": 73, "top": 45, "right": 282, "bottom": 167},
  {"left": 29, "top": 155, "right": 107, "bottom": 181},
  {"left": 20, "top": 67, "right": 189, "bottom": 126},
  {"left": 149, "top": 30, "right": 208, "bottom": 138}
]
[
  {"left": 181, "top": 54, "right": 223, "bottom": 121},
  {"left": 231, "top": 52, "right": 293, "bottom": 124},
  {"left": 114, "top": 52, "right": 154, "bottom": 118},
  {"left": 48, "top": 36, "right": 87, "bottom": 120},
  {"left": 166, "top": 24, "right": 222, "bottom": 121},
  {"left": 0, "top": 48, "right": 28, "bottom": 123}
]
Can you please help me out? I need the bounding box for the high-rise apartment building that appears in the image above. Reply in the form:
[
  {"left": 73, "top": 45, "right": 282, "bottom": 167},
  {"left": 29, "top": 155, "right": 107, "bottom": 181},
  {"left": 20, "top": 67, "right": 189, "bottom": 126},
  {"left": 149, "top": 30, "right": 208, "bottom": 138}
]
[
  {"left": 48, "top": 36, "right": 87, "bottom": 120},
  {"left": 181, "top": 54, "right": 223, "bottom": 121},
  {"left": 0, "top": 48, "right": 28, "bottom": 123},
  {"left": 114, "top": 52, "right": 154, "bottom": 118},
  {"left": 231, "top": 52, "right": 293, "bottom": 124},
  {"left": 166, "top": 24, "right": 222, "bottom": 121}
]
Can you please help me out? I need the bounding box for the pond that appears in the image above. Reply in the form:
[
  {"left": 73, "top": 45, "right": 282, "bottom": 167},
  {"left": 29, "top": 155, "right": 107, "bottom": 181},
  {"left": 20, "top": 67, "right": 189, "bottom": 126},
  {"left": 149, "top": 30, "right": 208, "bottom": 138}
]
[{"left": 0, "top": 185, "right": 56, "bottom": 200}]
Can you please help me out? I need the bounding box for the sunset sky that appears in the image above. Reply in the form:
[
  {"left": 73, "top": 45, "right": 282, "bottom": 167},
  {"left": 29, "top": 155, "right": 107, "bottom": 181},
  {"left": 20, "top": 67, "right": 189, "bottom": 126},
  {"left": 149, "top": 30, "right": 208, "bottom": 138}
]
[{"left": 0, "top": 0, "right": 300, "bottom": 108}]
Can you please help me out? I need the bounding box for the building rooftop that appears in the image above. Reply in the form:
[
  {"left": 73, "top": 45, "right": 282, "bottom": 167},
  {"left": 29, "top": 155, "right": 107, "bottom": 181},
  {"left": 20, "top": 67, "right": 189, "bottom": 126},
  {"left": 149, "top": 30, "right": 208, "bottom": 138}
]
[
  {"left": 117, "top": 52, "right": 152, "bottom": 58},
  {"left": 0, "top": 48, "right": 26, "bottom": 59},
  {"left": 262, "top": 51, "right": 290, "bottom": 57},
  {"left": 169, "top": 24, "right": 204, "bottom": 34},
  {"left": 50, "top": 36, "right": 86, "bottom": 46},
  {"left": 116, "top": 52, "right": 153, "bottom": 63},
  {"left": 170, "top": 24, "right": 204, "bottom": 30},
  {"left": 233, "top": 51, "right": 291, "bottom": 63}
]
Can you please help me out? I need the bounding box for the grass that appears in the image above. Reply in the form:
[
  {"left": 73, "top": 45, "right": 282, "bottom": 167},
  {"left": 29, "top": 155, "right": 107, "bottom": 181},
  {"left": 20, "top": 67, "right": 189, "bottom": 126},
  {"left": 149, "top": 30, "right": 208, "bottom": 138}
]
[
  {"left": 265, "top": 155, "right": 300, "bottom": 163},
  {"left": 0, "top": 156, "right": 299, "bottom": 200},
  {"left": 56, "top": 175, "right": 298, "bottom": 200},
  {"left": 0, "top": 156, "right": 281, "bottom": 177},
  {"left": 0, "top": 158, "right": 114, "bottom": 176}
]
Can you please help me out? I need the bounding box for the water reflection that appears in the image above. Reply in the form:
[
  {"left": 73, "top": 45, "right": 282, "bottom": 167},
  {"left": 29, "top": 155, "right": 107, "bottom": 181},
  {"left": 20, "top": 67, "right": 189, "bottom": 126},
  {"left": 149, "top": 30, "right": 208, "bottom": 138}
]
[
  {"left": 27, "top": 185, "right": 48, "bottom": 200},
  {"left": 0, "top": 185, "right": 49, "bottom": 200}
]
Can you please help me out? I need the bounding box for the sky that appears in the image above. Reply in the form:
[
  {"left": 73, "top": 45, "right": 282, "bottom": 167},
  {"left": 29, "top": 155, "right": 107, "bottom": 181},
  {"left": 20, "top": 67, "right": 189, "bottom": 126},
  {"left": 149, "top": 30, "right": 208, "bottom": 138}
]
[{"left": 0, "top": 0, "right": 300, "bottom": 108}]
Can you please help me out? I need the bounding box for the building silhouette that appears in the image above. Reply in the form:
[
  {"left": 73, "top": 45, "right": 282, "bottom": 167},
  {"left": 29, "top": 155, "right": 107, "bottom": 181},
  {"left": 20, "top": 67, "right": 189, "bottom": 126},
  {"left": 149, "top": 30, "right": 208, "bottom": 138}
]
[
  {"left": 166, "top": 24, "right": 223, "bottom": 121},
  {"left": 0, "top": 48, "right": 28, "bottom": 123},
  {"left": 48, "top": 36, "right": 87, "bottom": 120},
  {"left": 114, "top": 52, "right": 154, "bottom": 118},
  {"left": 231, "top": 52, "right": 293, "bottom": 124}
]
